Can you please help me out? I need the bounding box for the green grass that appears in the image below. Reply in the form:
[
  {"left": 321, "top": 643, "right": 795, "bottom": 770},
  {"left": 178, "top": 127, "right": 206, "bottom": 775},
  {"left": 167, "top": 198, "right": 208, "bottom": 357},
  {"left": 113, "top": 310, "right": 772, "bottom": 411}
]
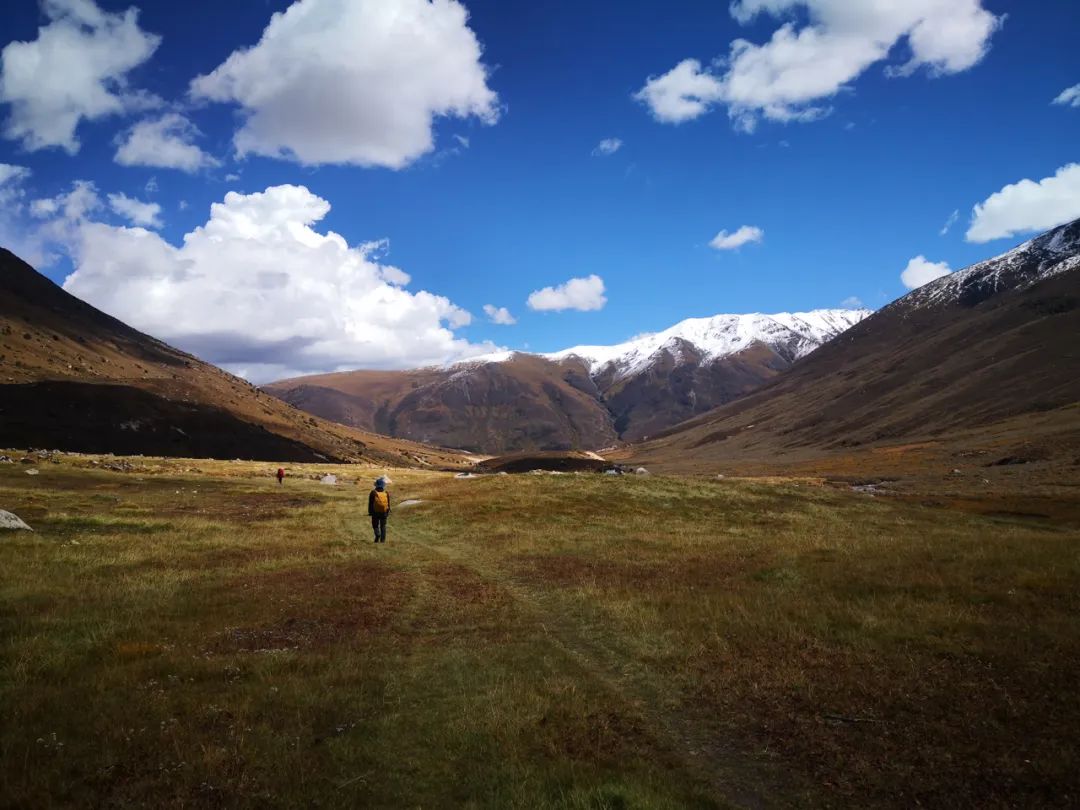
[{"left": 1, "top": 460, "right": 1078, "bottom": 808}]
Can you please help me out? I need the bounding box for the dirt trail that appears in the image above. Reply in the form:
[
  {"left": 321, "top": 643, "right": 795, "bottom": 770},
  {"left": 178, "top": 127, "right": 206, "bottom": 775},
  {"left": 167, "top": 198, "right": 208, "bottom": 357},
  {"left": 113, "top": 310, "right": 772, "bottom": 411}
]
[{"left": 410, "top": 533, "right": 801, "bottom": 809}]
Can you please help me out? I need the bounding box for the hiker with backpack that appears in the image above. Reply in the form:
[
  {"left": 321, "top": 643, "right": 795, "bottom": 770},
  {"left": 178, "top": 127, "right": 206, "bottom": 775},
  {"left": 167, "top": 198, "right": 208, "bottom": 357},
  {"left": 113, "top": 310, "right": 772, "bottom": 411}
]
[
  {"left": 276, "top": 467, "right": 285, "bottom": 485},
  {"left": 368, "top": 476, "right": 391, "bottom": 543}
]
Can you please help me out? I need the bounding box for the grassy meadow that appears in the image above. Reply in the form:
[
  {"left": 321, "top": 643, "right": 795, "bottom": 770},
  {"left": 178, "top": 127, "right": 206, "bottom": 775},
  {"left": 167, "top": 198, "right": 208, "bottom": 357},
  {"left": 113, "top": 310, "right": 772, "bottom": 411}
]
[{"left": 1, "top": 455, "right": 1078, "bottom": 808}]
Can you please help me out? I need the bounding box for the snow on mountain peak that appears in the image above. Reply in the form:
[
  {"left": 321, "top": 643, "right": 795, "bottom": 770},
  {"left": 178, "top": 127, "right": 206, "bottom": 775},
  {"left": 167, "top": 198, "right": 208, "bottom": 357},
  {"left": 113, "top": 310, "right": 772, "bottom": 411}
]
[
  {"left": 544, "top": 308, "right": 870, "bottom": 380},
  {"left": 906, "top": 217, "right": 1080, "bottom": 309}
]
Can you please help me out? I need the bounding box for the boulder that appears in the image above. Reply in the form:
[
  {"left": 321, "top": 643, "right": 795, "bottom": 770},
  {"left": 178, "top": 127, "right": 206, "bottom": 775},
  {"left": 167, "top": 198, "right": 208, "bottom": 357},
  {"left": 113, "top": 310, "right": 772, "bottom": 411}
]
[{"left": 0, "top": 510, "right": 33, "bottom": 531}]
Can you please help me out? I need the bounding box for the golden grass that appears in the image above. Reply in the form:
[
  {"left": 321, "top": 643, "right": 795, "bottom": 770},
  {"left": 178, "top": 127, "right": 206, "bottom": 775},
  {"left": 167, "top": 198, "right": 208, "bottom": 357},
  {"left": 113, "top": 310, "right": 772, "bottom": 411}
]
[{"left": 1, "top": 453, "right": 1078, "bottom": 807}]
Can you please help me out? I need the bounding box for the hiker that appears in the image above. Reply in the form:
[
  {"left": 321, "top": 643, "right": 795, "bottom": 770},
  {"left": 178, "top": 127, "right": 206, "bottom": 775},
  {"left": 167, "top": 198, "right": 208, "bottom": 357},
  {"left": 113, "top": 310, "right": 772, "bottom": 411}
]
[
  {"left": 368, "top": 476, "right": 391, "bottom": 543},
  {"left": 276, "top": 467, "right": 284, "bottom": 485}
]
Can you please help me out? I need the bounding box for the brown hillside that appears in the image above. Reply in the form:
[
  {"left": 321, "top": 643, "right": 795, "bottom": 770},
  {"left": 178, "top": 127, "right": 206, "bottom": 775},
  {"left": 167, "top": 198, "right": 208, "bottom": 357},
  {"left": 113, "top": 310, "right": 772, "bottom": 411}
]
[
  {"left": 268, "top": 353, "right": 620, "bottom": 453},
  {"left": 266, "top": 341, "right": 808, "bottom": 454},
  {"left": 0, "top": 248, "right": 466, "bottom": 467}
]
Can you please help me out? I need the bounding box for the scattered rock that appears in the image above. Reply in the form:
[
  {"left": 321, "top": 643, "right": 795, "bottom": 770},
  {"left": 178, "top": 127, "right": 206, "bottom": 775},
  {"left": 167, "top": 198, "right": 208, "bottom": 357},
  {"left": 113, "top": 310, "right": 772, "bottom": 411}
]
[
  {"left": 25, "top": 469, "right": 39, "bottom": 476},
  {"left": 319, "top": 474, "right": 338, "bottom": 486},
  {"left": 635, "top": 467, "right": 651, "bottom": 476},
  {"left": 454, "top": 472, "right": 477, "bottom": 479},
  {"left": 397, "top": 499, "right": 424, "bottom": 508},
  {"left": 0, "top": 510, "right": 33, "bottom": 531},
  {"left": 716, "top": 474, "right": 726, "bottom": 479},
  {"left": 852, "top": 483, "right": 890, "bottom": 496},
  {"left": 951, "top": 469, "right": 963, "bottom": 475},
  {"left": 0, "top": 456, "right": 12, "bottom": 464}
]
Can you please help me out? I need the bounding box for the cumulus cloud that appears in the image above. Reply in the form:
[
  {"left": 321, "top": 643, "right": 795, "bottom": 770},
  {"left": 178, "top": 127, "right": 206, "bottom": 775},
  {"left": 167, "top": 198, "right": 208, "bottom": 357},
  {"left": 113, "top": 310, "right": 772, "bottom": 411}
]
[
  {"left": 592, "top": 137, "right": 623, "bottom": 156},
  {"left": 966, "top": 163, "right": 1080, "bottom": 243},
  {"left": 31, "top": 179, "right": 102, "bottom": 223},
  {"left": 115, "top": 113, "right": 219, "bottom": 172},
  {"left": 710, "top": 225, "right": 764, "bottom": 250},
  {"left": 636, "top": 0, "right": 1001, "bottom": 131},
  {"left": 1053, "top": 84, "right": 1080, "bottom": 108},
  {"left": 634, "top": 59, "right": 726, "bottom": 124},
  {"left": 0, "top": 0, "right": 160, "bottom": 153},
  {"left": 107, "top": 192, "right": 162, "bottom": 228},
  {"left": 901, "top": 255, "right": 952, "bottom": 289},
  {"left": 52, "top": 184, "right": 496, "bottom": 381},
  {"left": 527, "top": 275, "right": 607, "bottom": 313},
  {"left": 190, "top": 0, "right": 499, "bottom": 169},
  {"left": 483, "top": 304, "right": 517, "bottom": 325}
]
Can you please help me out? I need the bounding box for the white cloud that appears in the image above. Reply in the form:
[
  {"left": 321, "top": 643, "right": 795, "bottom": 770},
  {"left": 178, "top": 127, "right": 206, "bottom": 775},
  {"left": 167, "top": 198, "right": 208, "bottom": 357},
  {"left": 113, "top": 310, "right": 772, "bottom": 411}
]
[
  {"left": 900, "top": 255, "right": 952, "bottom": 289},
  {"left": 0, "top": 163, "right": 31, "bottom": 195},
  {"left": 31, "top": 180, "right": 102, "bottom": 223},
  {"left": 190, "top": 0, "right": 499, "bottom": 169},
  {"left": 453, "top": 134, "right": 471, "bottom": 149},
  {"left": 0, "top": 0, "right": 160, "bottom": 154},
  {"left": 634, "top": 59, "right": 725, "bottom": 124},
  {"left": 483, "top": 304, "right": 517, "bottom": 325},
  {"left": 710, "top": 225, "right": 764, "bottom": 250},
  {"left": 966, "top": 163, "right": 1080, "bottom": 243},
  {"left": 107, "top": 192, "right": 162, "bottom": 229},
  {"left": 527, "top": 275, "right": 607, "bottom": 313},
  {"left": 0, "top": 163, "right": 42, "bottom": 264},
  {"left": 636, "top": 1, "right": 1000, "bottom": 131},
  {"left": 1052, "top": 84, "right": 1080, "bottom": 108},
  {"left": 940, "top": 208, "right": 959, "bottom": 236},
  {"left": 840, "top": 296, "right": 864, "bottom": 309},
  {"left": 115, "top": 113, "right": 219, "bottom": 172},
  {"left": 52, "top": 184, "right": 497, "bottom": 380},
  {"left": 592, "top": 137, "right": 623, "bottom": 156}
]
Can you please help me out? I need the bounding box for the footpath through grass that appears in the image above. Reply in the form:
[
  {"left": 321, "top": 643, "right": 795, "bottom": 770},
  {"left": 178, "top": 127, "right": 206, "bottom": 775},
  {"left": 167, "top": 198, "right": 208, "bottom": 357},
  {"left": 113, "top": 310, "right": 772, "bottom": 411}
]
[{"left": 1, "top": 460, "right": 1078, "bottom": 808}]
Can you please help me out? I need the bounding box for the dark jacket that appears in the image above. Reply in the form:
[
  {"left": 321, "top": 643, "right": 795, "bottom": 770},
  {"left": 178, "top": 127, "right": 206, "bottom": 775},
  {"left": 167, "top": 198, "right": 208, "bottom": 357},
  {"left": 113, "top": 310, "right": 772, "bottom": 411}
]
[{"left": 368, "top": 489, "right": 391, "bottom": 516}]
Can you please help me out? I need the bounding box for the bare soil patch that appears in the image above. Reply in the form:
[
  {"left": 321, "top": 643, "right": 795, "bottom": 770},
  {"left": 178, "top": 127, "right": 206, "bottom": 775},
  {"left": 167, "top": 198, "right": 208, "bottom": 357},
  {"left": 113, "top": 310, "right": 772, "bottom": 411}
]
[
  {"left": 210, "top": 561, "right": 415, "bottom": 653},
  {"left": 161, "top": 493, "right": 325, "bottom": 523}
]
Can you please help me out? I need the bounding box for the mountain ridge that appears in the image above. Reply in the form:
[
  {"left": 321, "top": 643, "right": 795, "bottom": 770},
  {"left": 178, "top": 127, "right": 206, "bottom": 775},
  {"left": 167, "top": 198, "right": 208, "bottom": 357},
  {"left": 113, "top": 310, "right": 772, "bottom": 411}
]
[{"left": 267, "top": 308, "right": 869, "bottom": 452}]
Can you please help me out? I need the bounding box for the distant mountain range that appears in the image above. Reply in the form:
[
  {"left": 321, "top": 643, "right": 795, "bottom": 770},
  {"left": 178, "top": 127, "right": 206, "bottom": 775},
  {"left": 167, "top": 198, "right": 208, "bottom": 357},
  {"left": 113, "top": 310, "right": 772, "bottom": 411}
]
[
  {"left": 0, "top": 249, "right": 466, "bottom": 467},
  {"left": 626, "top": 217, "right": 1080, "bottom": 473},
  {"left": 4, "top": 217, "right": 1076, "bottom": 471},
  {"left": 266, "top": 309, "right": 869, "bottom": 453}
]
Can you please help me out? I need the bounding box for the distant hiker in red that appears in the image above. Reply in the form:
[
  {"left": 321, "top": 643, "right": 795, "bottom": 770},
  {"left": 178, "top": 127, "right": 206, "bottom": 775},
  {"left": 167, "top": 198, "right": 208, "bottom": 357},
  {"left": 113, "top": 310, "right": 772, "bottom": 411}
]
[
  {"left": 368, "top": 477, "right": 391, "bottom": 543},
  {"left": 276, "top": 467, "right": 284, "bottom": 485}
]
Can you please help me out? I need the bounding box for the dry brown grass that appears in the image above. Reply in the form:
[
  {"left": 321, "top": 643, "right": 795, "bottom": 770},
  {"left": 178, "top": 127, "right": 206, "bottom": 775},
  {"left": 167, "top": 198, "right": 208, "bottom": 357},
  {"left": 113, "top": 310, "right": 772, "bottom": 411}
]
[{"left": 1, "top": 450, "right": 1078, "bottom": 807}]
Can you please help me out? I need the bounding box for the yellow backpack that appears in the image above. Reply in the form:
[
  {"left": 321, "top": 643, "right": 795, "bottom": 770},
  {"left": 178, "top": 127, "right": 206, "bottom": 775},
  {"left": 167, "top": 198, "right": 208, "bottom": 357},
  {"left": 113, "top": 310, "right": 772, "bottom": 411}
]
[{"left": 372, "top": 490, "right": 390, "bottom": 514}]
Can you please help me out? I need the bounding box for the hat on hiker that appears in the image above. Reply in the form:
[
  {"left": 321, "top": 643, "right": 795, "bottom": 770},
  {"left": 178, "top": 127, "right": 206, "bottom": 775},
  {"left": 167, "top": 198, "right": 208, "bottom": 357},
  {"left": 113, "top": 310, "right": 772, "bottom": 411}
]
[{"left": 374, "top": 477, "right": 386, "bottom": 491}]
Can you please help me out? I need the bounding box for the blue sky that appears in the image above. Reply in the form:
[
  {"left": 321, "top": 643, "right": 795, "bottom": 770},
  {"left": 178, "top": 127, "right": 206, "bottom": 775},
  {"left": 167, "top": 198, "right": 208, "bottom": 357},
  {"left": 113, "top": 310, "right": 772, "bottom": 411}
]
[{"left": 1, "top": 0, "right": 1078, "bottom": 380}]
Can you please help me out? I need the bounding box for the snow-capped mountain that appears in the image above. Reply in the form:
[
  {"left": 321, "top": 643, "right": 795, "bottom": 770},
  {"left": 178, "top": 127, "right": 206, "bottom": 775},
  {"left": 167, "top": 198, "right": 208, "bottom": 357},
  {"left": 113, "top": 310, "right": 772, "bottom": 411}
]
[
  {"left": 544, "top": 309, "right": 870, "bottom": 382},
  {"left": 630, "top": 216, "right": 1080, "bottom": 472},
  {"left": 906, "top": 217, "right": 1080, "bottom": 310},
  {"left": 269, "top": 307, "right": 870, "bottom": 452}
]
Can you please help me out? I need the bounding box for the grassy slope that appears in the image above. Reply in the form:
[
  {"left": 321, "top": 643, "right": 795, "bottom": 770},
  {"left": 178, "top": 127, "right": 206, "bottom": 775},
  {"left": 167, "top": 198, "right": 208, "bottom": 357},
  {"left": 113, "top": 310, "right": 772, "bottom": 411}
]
[
  {"left": 0, "top": 249, "right": 466, "bottom": 468},
  {"left": 1, "top": 456, "right": 1078, "bottom": 807}
]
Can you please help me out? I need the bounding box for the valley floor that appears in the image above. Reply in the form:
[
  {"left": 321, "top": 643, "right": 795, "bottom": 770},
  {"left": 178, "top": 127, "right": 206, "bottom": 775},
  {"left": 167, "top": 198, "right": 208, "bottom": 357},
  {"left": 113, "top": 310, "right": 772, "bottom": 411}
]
[{"left": 1, "top": 454, "right": 1078, "bottom": 807}]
